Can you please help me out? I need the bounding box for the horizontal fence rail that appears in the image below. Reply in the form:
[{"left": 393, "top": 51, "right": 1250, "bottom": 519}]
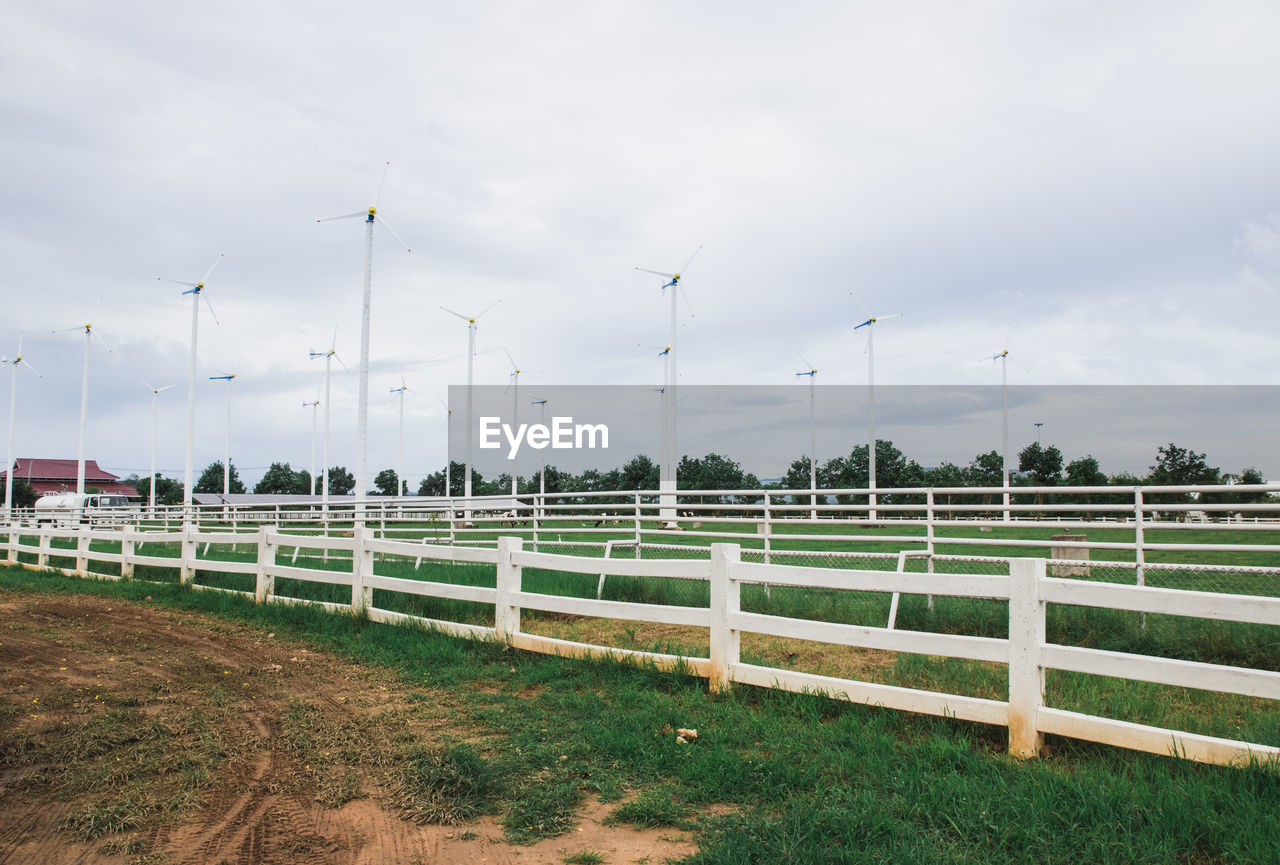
[{"left": 2, "top": 519, "right": 1278, "bottom": 769}]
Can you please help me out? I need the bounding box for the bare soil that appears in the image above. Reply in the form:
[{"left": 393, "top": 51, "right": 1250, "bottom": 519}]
[{"left": 0, "top": 593, "right": 696, "bottom": 865}]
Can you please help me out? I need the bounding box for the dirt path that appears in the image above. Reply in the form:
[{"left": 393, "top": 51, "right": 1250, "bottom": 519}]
[{"left": 0, "top": 592, "right": 696, "bottom": 865}]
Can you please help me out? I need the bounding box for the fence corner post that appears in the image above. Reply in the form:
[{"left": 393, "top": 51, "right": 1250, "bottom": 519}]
[
  {"left": 495, "top": 535, "right": 523, "bottom": 644},
  {"left": 121, "top": 528, "right": 135, "bottom": 579},
  {"left": 76, "top": 525, "right": 90, "bottom": 576},
  {"left": 352, "top": 525, "right": 373, "bottom": 614},
  {"left": 180, "top": 525, "right": 196, "bottom": 586},
  {"left": 5, "top": 520, "right": 17, "bottom": 565},
  {"left": 1008, "top": 556, "right": 1046, "bottom": 759},
  {"left": 709, "top": 542, "right": 742, "bottom": 694},
  {"left": 255, "top": 525, "right": 274, "bottom": 604}
]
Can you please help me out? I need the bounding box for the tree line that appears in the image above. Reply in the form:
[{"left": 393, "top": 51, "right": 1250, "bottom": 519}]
[{"left": 104, "top": 439, "right": 1270, "bottom": 513}]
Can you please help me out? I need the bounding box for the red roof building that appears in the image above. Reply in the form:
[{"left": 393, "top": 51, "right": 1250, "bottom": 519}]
[{"left": 1, "top": 458, "right": 140, "bottom": 498}]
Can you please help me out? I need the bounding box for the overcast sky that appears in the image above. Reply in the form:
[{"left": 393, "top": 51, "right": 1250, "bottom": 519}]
[{"left": 3, "top": 1, "right": 1279, "bottom": 491}]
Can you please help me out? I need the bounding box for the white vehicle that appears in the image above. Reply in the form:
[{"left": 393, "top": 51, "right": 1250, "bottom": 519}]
[{"left": 34, "top": 492, "right": 138, "bottom": 526}]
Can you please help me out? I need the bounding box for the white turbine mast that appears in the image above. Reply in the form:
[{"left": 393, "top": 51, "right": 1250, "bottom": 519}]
[
  {"left": 54, "top": 296, "right": 112, "bottom": 497},
  {"left": 2, "top": 332, "right": 41, "bottom": 518},
  {"left": 638, "top": 343, "right": 672, "bottom": 485},
  {"left": 302, "top": 391, "right": 321, "bottom": 496},
  {"left": 389, "top": 371, "right": 416, "bottom": 498},
  {"left": 309, "top": 327, "right": 347, "bottom": 508},
  {"left": 208, "top": 367, "right": 238, "bottom": 499},
  {"left": 635, "top": 245, "right": 701, "bottom": 518},
  {"left": 158, "top": 254, "right": 222, "bottom": 515},
  {"left": 981, "top": 323, "right": 1014, "bottom": 521},
  {"left": 852, "top": 301, "right": 902, "bottom": 521},
  {"left": 440, "top": 300, "right": 501, "bottom": 511},
  {"left": 140, "top": 379, "right": 175, "bottom": 512},
  {"left": 503, "top": 348, "right": 522, "bottom": 500},
  {"left": 318, "top": 161, "right": 411, "bottom": 519},
  {"left": 795, "top": 353, "right": 823, "bottom": 520},
  {"left": 529, "top": 397, "right": 548, "bottom": 498}
]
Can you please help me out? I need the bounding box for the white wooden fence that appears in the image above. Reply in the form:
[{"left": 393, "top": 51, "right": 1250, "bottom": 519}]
[{"left": 3, "top": 523, "right": 1278, "bottom": 769}]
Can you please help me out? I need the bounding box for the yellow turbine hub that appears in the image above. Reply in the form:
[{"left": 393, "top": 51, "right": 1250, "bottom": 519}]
[{"left": 368, "top": 206, "right": 377, "bottom": 215}]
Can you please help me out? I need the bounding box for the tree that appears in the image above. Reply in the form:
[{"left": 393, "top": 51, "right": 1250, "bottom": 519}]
[
  {"left": 418, "top": 462, "right": 472, "bottom": 497},
  {"left": 822, "top": 441, "right": 924, "bottom": 505},
  {"left": 966, "top": 450, "right": 1003, "bottom": 487},
  {"left": 254, "top": 462, "right": 311, "bottom": 495},
  {"left": 1064, "top": 455, "right": 1106, "bottom": 487},
  {"left": 327, "top": 466, "right": 355, "bottom": 496},
  {"left": 1, "top": 477, "right": 38, "bottom": 509},
  {"left": 124, "top": 473, "right": 183, "bottom": 506},
  {"left": 373, "top": 469, "right": 406, "bottom": 496},
  {"left": 194, "top": 461, "right": 245, "bottom": 494},
  {"left": 1017, "top": 442, "right": 1063, "bottom": 486},
  {"left": 618, "top": 454, "right": 659, "bottom": 491},
  {"left": 1147, "top": 443, "right": 1220, "bottom": 486}
]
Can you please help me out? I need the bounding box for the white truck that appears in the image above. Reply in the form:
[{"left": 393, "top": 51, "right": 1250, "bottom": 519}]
[{"left": 34, "top": 493, "right": 138, "bottom": 526}]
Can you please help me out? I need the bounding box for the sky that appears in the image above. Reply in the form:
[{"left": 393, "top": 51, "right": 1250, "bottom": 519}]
[{"left": 3, "top": 1, "right": 1279, "bottom": 492}]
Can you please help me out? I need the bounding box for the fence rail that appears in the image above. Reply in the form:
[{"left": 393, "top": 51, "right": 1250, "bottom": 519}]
[{"left": 2, "top": 521, "right": 1278, "bottom": 769}]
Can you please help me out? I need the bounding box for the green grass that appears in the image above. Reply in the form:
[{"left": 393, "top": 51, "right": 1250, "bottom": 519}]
[{"left": 2, "top": 566, "right": 1279, "bottom": 862}]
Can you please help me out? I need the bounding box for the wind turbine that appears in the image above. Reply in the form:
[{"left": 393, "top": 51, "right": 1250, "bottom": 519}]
[
  {"left": 503, "top": 349, "right": 522, "bottom": 500},
  {"left": 795, "top": 354, "right": 822, "bottom": 520},
  {"left": 140, "top": 379, "right": 175, "bottom": 512},
  {"left": 2, "top": 332, "right": 41, "bottom": 518},
  {"left": 318, "top": 161, "right": 411, "bottom": 518},
  {"left": 635, "top": 245, "right": 701, "bottom": 516},
  {"left": 389, "top": 372, "right": 414, "bottom": 498},
  {"left": 440, "top": 300, "right": 501, "bottom": 507},
  {"left": 158, "top": 254, "right": 222, "bottom": 514},
  {"left": 209, "top": 369, "right": 238, "bottom": 499},
  {"left": 309, "top": 328, "right": 346, "bottom": 508},
  {"left": 302, "top": 392, "right": 320, "bottom": 495},
  {"left": 852, "top": 303, "right": 901, "bottom": 521},
  {"left": 436, "top": 397, "right": 453, "bottom": 499},
  {"left": 529, "top": 398, "right": 548, "bottom": 498},
  {"left": 54, "top": 297, "right": 112, "bottom": 496},
  {"left": 981, "top": 325, "right": 1013, "bottom": 521},
  {"left": 638, "top": 343, "right": 672, "bottom": 487}
]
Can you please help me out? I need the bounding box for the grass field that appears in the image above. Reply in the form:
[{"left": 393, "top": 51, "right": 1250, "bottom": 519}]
[{"left": 2, "top": 565, "right": 1278, "bottom": 864}]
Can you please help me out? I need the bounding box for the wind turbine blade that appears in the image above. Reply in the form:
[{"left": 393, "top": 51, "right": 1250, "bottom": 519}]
[
  {"left": 503, "top": 347, "right": 517, "bottom": 370},
  {"left": 91, "top": 331, "right": 114, "bottom": 354},
  {"left": 53, "top": 326, "right": 86, "bottom": 333},
  {"left": 376, "top": 215, "right": 412, "bottom": 252},
  {"left": 16, "top": 330, "right": 24, "bottom": 354},
  {"left": 19, "top": 359, "right": 41, "bottom": 377},
  {"left": 157, "top": 384, "right": 176, "bottom": 393},
  {"left": 440, "top": 306, "right": 470, "bottom": 321},
  {"left": 333, "top": 353, "right": 350, "bottom": 372},
  {"left": 202, "top": 254, "right": 224, "bottom": 283},
  {"left": 475, "top": 299, "right": 502, "bottom": 320},
  {"left": 850, "top": 293, "right": 872, "bottom": 317},
  {"left": 853, "top": 318, "right": 872, "bottom": 330},
  {"left": 89, "top": 294, "right": 104, "bottom": 323},
  {"left": 203, "top": 294, "right": 221, "bottom": 325},
  {"left": 877, "top": 313, "right": 903, "bottom": 321},
  {"left": 330, "top": 325, "right": 338, "bottom": 352},
  {"left": 681, "top": 244, "right": 703, "bottom": 274},
  {"left": 635, "top": 267, "right": 675, "bottom": 279},
  {"left": 158, "top": 277, "right": 198, "bottom": 288},
  {"left": 799, "top": 354, "right": 815, "bottom": 370},
  {"left": 679, "top": 285, "right": 695, "bottom": 317},
  {"left": 317, "top": 211, "right": 366, "bottom": 223},
  {"left": 139, "top": 377, "right": 156, "bottom": 391},
  {"left": 1004, "top": 322, "right": 1012, "bottom": 352},
  {"left": 374, "top": 160, "right": 391, "bottom": 207}
]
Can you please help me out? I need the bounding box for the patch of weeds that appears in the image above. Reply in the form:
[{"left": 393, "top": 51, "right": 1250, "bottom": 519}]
[
  {"left": 458, "top": 830, "right": 478, "bottom": 841},
  {"left": 61, "top": 796, "right": 147, "bottom": 839},
  {"left": 608, "top": 787, "right": 691, "bottom": 829},
  {"left": 388, "top": 743, "right": 502, "bottom": 824},
  {"left": 564, "top": 850, "right": 606, "bottom": 865},
  {"left": 314, "top": 765, "right": 364, "bottom": 808},
  {"left": 98, "top": 836, "right": 148, "bottom": 856},
  {"left": 503, "top": 774, "right": 581, "bottom": 843}
]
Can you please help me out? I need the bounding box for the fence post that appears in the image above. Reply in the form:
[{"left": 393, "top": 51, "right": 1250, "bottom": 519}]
[
  {"left": 1134, "top": 489, "right": 1145, "bottom": 588},
  {"left": 494, "top": 536, "right": 523, "bottom": 644},
  {"left": 255, "top": 525, "right": 274, "bottom": 604},
  {"left": 37, "top": 527, "right": 49, "bottom": 568},
  {"left": 633, "top": 493, "right": 642, "bottom": 550},
  {"left": 76, "top": 526, "right": 89, "bottom": 576},
  {"left": 352, "top": 525, "right": 373, "bottom": 613},
  {"left": 5, "top": 521, "right": 16, "bottom": 565},
  {"left": 180, "top": 525, "right": 196, "bottom": 586},
  {"left": 763, "top": 492, "right": 772, "bottom": 565},
  {"left": 121, "top": 529, "right": 135, "bottom": 579},
  {"left": 709, "top": 542, "right": 742, "bottom": 694},
  {"left": 1008, "top": 556, "right": 1046, "bottom": 759}
]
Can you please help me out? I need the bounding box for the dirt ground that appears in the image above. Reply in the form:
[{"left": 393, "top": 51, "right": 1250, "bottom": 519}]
[{"left": 0, "top": 592, "right": 697, "bottom": 865}]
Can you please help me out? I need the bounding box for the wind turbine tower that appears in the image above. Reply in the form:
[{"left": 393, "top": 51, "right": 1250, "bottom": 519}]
[
  {"left": 853, "top": 306, "right": 901, "bottom": 521},
  {"left": 440, "top": 301, "right": 500, "bottom": 508},
  {"left": 209, "top": 371, "right": 237, "bottom": 498},
  {"left": 2, "top": 333, "right": 40, "bottom": 518},
  {"left": 635, "top": 245, "right": 701, "bottom": 517},
  {"left": 318, "top": 163, "right": 411, "bottom": 519},
  {"left": 141, "top": 379, "right": 175, "bottom": 512},
  {"left": 158, "top": 255, "right": 222, "bottom": 514}
]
